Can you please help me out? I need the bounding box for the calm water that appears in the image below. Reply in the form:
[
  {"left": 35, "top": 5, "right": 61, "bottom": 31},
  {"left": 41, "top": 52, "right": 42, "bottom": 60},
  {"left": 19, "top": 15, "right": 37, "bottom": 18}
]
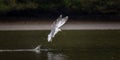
[{"left": 0, "top": 30, "right": 120, "bottom": 60}]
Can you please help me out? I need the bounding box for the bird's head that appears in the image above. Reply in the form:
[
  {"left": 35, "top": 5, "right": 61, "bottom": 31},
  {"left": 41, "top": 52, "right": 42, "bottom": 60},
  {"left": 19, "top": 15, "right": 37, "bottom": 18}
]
[{"left": 48, "top": 34, "right": 52, "bottom": 42}]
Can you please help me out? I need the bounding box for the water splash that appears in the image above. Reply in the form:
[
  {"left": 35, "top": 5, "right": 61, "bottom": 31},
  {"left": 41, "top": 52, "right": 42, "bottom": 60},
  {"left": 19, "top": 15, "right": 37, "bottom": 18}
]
[{"left": 0, "top": 45, "right": 41, "bottom": 54}]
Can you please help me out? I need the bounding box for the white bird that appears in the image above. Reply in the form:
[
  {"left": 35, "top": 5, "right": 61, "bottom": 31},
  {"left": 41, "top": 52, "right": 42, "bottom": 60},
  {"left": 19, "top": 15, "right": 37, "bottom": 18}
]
[{"left": 48, "top": 15, "right": 68, "bottom": 42}]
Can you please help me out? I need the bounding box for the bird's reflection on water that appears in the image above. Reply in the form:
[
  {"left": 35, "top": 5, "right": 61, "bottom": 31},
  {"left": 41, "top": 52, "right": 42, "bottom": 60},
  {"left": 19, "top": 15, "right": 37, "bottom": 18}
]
[{"left": 47, "top": 52, "right": 67, "bottom": 60}]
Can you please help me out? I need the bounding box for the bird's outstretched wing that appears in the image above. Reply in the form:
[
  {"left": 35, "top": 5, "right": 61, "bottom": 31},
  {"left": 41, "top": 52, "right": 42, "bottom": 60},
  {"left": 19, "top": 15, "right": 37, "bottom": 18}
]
[
  {"left": 48, "top": 15, "right": 68, "bottom": 42},
  {"left": 48, "top": 15, "right": 62, "bottom": 42},
  {"left": 50, "top": 14, "right": 62, "bottom": 36},
  {"left": 52, "top": 16, "right": 68, "bottom": 37},
  {"left": 56, "top": 16, "right": 68, "bottom": 28},
  {"left": 51, "top": 14, "right": 62, "bottom": 29}
]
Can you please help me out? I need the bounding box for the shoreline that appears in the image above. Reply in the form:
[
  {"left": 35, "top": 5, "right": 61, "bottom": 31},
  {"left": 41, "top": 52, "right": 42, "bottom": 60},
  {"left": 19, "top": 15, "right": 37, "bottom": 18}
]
[{"left": 0, "top": 21, "right": 120, "bottom": 30}]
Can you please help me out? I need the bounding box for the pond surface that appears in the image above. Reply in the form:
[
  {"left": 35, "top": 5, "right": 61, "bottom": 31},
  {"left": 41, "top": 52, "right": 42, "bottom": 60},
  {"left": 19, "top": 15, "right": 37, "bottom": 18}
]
[
  {"left": 0, "top": 49, "right": 120, "bottom": 60},
  {"left": 0, "top": 30, "right": 120, "bottom": 60}
]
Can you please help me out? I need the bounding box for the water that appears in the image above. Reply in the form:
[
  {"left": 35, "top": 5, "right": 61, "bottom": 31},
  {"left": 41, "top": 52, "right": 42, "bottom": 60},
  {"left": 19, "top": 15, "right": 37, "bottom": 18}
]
[
  {"left": 0, "top": 45, "right": 41, "bottom": 53},
  {"left": 0, "top": 30, "right": 120, "bottom": 60},
  {"left": 0, "top": 49, "right": 120, "bottom": 60}
]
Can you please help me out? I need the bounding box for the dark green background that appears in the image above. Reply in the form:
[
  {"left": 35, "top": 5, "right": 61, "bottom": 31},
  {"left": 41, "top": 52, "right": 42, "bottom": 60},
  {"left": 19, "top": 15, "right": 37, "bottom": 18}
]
[{"left": 0, "top": 0, "right": 120, "bottom": 20}]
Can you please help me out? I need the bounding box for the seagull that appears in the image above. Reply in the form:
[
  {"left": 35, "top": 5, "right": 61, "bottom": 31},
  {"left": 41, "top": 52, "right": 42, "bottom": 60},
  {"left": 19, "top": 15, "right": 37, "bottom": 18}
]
[{"left": 48, "top": 15, "right": 68, "bottom": 42}]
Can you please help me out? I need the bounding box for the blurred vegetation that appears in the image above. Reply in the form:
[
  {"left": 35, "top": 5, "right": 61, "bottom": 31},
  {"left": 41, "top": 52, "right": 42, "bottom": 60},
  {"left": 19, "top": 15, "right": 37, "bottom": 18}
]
[{"left": 0, "top": 0, "right": 120, "bottom": 17}]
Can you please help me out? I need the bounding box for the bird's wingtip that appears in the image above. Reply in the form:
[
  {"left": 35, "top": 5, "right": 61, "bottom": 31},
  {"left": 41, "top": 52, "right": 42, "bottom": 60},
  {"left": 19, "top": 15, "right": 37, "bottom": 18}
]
[
  {"left": 66, "top": 16, "right": 68, "bottom": 18},
  {"left": 60, "top": 14, "right": 62, "bottom": 18}
]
